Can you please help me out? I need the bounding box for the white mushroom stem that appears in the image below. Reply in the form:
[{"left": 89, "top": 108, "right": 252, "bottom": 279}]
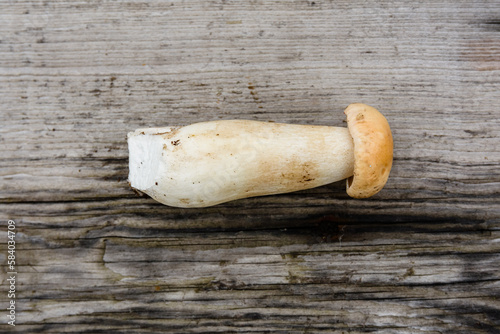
[{"left": 128, "top": 120, "right": 354, "bottom": 208}]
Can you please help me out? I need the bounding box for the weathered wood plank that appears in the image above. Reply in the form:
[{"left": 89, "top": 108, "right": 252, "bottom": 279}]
[
  {"left": 1, "top": 0, "right": 500, "bottom": 332},
  {"left": 1, "top": 12, "right": 499, "bottom": 220},
  {"left": 4, "top": 222, "right": 500, "bottom": 332}
]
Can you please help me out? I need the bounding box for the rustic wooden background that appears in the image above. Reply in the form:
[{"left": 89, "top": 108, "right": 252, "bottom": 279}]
[{"left": 1, "top": 0, "right": 500, "bottom": 332}]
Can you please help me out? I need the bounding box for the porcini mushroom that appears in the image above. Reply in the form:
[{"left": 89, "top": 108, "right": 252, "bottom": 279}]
[{"left": 128, "top": 103, "right": 393, "bottom": 208}]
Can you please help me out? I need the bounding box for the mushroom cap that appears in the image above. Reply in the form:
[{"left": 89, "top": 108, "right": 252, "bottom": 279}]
[{"left": 344, "top": 103, "right": 393, "bottom": 198}]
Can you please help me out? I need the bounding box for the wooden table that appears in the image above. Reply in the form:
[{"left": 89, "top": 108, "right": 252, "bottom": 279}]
[{"left": 1, "top": 1, "right": 499, "bottom": 332}]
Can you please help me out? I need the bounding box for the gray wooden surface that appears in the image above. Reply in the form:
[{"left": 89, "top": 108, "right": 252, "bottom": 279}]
[{"left": 1, "top": 0, "right": 500, "bottom": 333}]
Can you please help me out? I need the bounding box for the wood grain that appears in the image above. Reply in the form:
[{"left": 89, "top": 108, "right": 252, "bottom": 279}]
[{"left": 1, "top": 0, "right": 499, "bottom": 332}]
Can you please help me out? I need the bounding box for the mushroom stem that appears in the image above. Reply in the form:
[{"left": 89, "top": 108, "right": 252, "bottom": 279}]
[
  {"left": 128, "top": 103, "right": 393, "bottom": 208},
  {"left": 128, "top": 121, "right": 354, "bottom": 208}
]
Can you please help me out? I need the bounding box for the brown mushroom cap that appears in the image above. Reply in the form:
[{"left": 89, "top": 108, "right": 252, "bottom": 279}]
[{"left": 344, "top": 103, "right": 393, "bottom": 198}]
